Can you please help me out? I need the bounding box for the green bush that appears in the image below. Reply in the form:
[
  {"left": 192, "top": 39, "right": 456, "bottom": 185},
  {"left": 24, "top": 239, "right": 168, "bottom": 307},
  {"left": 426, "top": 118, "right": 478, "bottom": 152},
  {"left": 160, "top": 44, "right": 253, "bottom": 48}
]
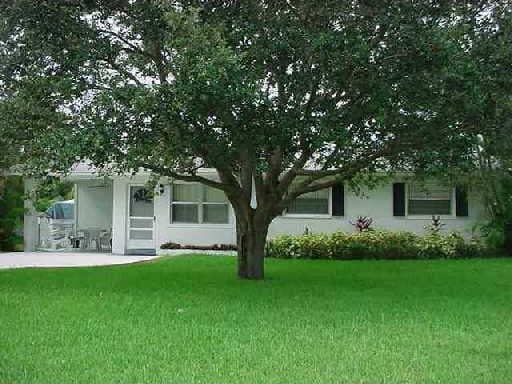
[
  {"left": 265, "top": 230, "right": 489, "bottom": 260},
  {"left": 33, "top": 177, "right": 74, "bottom": 213},
  {"left": 0, "top": 176, "right": 24, "bottom": 252},
  {"left": 480, "top": 222, "right": 506, "bottom": 249}
]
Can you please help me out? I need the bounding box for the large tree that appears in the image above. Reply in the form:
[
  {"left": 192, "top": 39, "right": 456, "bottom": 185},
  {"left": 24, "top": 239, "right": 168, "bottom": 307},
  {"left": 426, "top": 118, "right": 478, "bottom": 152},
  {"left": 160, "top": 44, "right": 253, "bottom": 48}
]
[
  {"left": 463, "top": 3, "right": 512, "bottom": 252},
  {"left": 0, "top": 1, "right": 500, "bottom": 278}
]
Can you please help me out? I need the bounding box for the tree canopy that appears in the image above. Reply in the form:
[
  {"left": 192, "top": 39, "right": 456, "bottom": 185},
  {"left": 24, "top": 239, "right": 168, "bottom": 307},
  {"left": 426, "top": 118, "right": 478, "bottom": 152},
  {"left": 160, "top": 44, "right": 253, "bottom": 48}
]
[
  {"left": 0, "top": 0, "right": 508, "bottom": 278},
  {"left": 464, "top": 6, "right": 512, "bottom": 251}
]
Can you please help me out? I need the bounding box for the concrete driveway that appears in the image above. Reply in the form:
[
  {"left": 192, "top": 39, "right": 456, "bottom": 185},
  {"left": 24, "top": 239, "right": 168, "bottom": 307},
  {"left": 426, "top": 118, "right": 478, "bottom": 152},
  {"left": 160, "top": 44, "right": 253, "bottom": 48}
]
[{"left": 0, "top": 252, "right": 159, "bottom": 269}]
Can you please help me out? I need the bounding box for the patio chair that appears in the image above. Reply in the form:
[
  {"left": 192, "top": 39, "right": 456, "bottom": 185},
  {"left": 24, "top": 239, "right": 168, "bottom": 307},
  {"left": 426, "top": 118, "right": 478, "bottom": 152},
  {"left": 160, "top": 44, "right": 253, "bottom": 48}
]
[{"left": 99, "top": 229, "right": 112, "bottom": 251}]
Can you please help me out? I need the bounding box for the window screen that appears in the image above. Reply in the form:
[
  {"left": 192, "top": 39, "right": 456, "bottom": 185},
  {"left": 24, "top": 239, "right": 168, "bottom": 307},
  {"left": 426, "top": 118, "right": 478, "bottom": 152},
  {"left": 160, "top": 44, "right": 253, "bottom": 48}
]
[
  {"left": 171, "top": 183, "right": 229, "bottom": 224},
  {"left": 408, "top": 184, "right": 452, "bottom": 215},
  {"left": 287, "top": 189, "right": 329, "bottom": 215}
]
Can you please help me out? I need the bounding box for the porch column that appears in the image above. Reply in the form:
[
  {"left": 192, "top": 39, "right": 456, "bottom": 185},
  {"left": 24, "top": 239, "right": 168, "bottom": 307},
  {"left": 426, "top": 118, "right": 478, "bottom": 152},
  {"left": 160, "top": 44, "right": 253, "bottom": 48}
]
[
  {"left": 111, "top": 178, "right": 128, "bottom": 254},
  {"left": 23, "top": 178, "right": 38, "bottom": 252}
]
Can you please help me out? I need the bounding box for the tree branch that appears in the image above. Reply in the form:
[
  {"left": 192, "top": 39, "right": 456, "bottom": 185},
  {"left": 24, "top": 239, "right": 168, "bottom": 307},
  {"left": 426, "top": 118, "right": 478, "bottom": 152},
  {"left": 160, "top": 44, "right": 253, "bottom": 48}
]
[
  {"left": 138, "top": 162, "right": 228, "bottom": 190},
  {"left": 264, "top": 146, "right": 283, "bottom": 190},
  {"left": 102, "top": 58, "right": 143, "bottom": 86},
  {"left": 283, "top": 143, "right": 398, "bottom": 205},
  {"left": 146, "top": 39, "right": 169, "bottom": 85},
  {"left": 276, "top": 147, "right": 312, "bottom": 193},
  {"left": 98, "top": 28, "right": 169, "bottom": 84},
  {"left": 97, "top": 28, "right": 150, "bottom": 59}
]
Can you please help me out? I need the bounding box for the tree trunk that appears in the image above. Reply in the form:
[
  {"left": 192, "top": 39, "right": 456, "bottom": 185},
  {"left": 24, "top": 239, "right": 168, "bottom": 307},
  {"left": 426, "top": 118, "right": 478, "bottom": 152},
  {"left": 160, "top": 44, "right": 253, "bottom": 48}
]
[
  {"left": 236, "top": 214, "right": 269, "bottom": 280},
  {"left": 504, "top": 221, "right": 512, "bottom": 256}
]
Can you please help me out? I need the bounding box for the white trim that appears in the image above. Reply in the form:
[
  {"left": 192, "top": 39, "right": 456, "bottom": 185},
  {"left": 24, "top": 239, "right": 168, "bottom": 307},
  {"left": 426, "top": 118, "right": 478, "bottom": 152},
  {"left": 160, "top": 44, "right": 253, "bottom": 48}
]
[
  {"left": 73, "top": 183, "right": 79, "bottom": 236},
  {"left": 160, "top": 249, "right": 237, "bottom": 256},
  {"left": 279, "top": 214, "right": 335, "bottom": 220},
  {"left": 126, "top": 184, "right": 155, "bottom": 249},
  {"left": 167, "top": 224, "right": 233, "bottom": 229}
]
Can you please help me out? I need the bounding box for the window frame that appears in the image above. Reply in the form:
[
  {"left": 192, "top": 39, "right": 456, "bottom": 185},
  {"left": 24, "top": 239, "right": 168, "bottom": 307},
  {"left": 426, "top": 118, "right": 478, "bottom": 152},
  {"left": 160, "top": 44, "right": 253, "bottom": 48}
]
[
  {"left": 283, "top": 187, "right": 333, "bottom": 218},
  {"left": 405, "top": 183, "right": 456, "bottom": 219},
  {"left": 170, "top": 182, "right": 230, "bottom": 225}
]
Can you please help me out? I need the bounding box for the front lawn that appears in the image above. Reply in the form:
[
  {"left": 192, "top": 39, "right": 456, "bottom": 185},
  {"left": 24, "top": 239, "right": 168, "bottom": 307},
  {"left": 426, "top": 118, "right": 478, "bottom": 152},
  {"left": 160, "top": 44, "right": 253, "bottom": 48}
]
[{"left": 0, "top": 256, "right": 511, "bottom": 383}]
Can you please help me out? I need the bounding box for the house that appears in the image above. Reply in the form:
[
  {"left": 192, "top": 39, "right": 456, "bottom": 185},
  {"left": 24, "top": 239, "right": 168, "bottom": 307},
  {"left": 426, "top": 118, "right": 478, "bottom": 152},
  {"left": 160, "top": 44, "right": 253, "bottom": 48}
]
[{"left": 24, "top": 163, "right": 486, "bottom": 255}]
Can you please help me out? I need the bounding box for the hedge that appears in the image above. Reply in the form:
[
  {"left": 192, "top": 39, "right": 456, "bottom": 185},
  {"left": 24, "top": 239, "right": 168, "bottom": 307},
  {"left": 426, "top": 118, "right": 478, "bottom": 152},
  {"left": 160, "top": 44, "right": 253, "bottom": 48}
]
[{"left": 265, "top": 231, "right": 488, "bottom": 260}]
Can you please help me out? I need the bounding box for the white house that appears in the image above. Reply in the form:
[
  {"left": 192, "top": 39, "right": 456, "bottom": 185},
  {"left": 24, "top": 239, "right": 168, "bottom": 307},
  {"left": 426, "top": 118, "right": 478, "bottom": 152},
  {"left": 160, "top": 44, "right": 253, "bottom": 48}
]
[{"left": 24, "top": 163, "right": 486, "bottom": 255}]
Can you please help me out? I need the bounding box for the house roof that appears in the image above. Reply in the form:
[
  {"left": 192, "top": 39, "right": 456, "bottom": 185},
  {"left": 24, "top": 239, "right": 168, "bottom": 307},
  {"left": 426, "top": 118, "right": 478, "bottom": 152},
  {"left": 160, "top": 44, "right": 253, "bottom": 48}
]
[
  {"left": 67, "top": 162, "right": 99, "bottom": 180},
  {"left": 67, "top": 162, "right": 220, "bottom": 181},
  {"left": 66, "top": 161, "right": 417, "bottom": 182}
]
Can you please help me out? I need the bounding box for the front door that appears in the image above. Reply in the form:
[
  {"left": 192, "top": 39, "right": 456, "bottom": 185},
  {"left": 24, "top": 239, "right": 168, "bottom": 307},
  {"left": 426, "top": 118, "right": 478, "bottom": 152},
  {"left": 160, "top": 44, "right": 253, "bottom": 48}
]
[{"left": 127, "top": 186, "right": 155, "bottom": 253}]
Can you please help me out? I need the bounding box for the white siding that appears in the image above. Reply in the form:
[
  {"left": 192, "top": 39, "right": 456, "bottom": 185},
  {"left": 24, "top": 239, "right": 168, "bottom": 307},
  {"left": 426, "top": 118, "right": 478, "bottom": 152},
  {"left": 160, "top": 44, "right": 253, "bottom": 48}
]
[
  {"left": 269, "top": 184, "right": 485, "bottom": 238},
  {"left": 155, "top": 184, "right": 236, "bottom": 247},
  {"left": 106, "top": 174, "right": 488, "bottom": 254}
]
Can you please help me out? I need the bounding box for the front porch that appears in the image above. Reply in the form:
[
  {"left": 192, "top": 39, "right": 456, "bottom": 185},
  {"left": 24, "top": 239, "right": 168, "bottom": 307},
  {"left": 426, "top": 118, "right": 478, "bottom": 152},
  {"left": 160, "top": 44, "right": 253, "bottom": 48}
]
[{"left": 32, "top": 178, "right": 114, "bottom": 253}]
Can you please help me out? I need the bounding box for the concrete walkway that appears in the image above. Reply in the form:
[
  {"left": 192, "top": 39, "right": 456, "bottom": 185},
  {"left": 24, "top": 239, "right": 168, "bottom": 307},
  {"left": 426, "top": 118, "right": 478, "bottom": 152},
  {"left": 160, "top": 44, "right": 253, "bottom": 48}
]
[{"left": 0, "top": 252, "right": 160, "bottom": 269}]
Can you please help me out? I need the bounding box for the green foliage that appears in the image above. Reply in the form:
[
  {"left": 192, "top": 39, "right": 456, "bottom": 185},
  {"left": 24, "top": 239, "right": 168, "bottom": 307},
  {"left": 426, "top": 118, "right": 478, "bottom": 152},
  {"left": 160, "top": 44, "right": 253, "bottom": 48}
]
[
  {"left": 0, "top": 1, "right": 501, "bottom": 191},
  {"left": 473, "top": 171, "right": 512, "bottom": 251},
  {"left": 459, "top": 4, "right": 512, "bottom": 252},
  {"left": 33, "top": 177, "right": 74, "bottom": 213},
  {"left": 32, "top": 197, "right": 53, "bottom": 213},
  {"left": 160, "top": 242, "right": 237, "bottom": 251},
  {"left": 417, "top": 233, "right": 483, "bottom": 259},
  {"left": 265, "top": 230, "right": 488, "bottom": 261},
  {"left": 0, "top": 176, "right": 24, "bottom": 251},
  {"left": 481, "top": 221, "right": 507, "bottom": 249}
]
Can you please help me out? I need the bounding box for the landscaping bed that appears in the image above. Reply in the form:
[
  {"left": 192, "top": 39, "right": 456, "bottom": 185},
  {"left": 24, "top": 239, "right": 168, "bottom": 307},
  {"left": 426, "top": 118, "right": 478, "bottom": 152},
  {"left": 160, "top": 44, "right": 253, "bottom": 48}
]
[{"left": 265, "top": 230, "right": 495, "bottom": 260}]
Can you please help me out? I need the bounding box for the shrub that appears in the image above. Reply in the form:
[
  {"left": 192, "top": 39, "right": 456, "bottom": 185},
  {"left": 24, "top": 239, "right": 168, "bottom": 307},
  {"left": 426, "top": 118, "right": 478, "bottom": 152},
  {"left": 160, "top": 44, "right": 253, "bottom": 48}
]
[
  {"left": 422, "top": 232, "right": 489, "bottom": 259},
  {"left": 481, "top": 222, "right": 506, "bottom": 249},
  {"left": 350, "top": 216, "right": 374, "bottom": 232},
  {"left": 424, "top": 215, "right": 445, "bottom": 235},
  {"left": 160, "top": 242, "right": 237, "bottom": 251},
  {"left": 160, "top": 242, "right": 182, "bottom": 250},
  {"left": 265, "top": 230, "right": 489, "bottom": 260},
  {"left": 0, "top": 176, "right": 24, "bottom": 252}
]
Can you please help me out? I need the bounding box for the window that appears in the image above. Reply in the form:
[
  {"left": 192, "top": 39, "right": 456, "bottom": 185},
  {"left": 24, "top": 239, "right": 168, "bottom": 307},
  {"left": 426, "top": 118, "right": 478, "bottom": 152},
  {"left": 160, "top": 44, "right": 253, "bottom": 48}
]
[
  {"left": 171, "top": 184, "right": 200, "bottom": 223},
  {"left": 203, "top": 186, "right": 229, "bottom": 223},
  {"left": 286, "top": 189, "right": 330, "bottom": 215},
  {"left": 129, "top": 187, "right": 154, "bottom": 217},
  {"left": 171, "top": 183, "right": 229, "bottom": 224},
  {"left": 408, "top": 184, "right": 453, "bottom": 215}
]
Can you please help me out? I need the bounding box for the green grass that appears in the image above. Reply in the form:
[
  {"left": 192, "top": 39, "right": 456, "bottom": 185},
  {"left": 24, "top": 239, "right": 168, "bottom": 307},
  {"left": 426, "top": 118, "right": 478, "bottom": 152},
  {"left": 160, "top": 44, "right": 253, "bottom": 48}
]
[{"left": 1, "top": 256, "right": 511, "bottom": 384}]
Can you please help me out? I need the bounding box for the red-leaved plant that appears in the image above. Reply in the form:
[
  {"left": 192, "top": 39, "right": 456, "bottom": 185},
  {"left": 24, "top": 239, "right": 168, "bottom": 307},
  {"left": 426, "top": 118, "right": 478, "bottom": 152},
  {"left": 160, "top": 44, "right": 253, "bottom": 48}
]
[
  {"left": 351, "top": 216, "right": 374, "bottom": 232},
  {"left": 425, "top": 215, "right": 445, "bottom": 235}
]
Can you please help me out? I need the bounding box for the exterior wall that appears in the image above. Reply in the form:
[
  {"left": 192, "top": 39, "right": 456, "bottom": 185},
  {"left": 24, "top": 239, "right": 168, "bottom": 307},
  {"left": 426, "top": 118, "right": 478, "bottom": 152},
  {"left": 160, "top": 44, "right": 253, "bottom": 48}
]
[
  {"left": 111, "top": 178, "right": 129, "bottom": 254},
  {"left": 155, "top": 184, "right": 236, "bottom": 247},
  {"left": 75, "top": 180, "right": 113, "bottom": 230},
  {"left": 111, "top": 177, "right": 236, "bottom": 254},
  {"left": 106, "top": 174, "right": 487, "bottom": 254},
  {"left": 269, "top": 183, "right": 485, "bottom": 239}
]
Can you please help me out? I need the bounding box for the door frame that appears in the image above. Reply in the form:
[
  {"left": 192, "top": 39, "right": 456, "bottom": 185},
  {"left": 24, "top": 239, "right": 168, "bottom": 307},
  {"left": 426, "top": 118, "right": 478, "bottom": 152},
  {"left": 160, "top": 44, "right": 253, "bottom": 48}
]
[{"left": 126, "top": 184, "right": 156, "bottom": 253}]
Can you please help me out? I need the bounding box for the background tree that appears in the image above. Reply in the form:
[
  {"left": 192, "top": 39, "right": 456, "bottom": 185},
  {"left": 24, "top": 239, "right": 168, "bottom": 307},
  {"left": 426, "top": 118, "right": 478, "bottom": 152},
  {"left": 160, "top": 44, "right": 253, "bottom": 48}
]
[
  {"left": 0, "top": 1, "right": 501, "bottom": 278},
  {"left": 0, "top": 176, "right": 24, "bottom": 251},
  {"left": 465, "top": 3, "right": 512, "bottom": 253},
  {"left": 31, "top": 177, "right": 75, "bottom": 213}
]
